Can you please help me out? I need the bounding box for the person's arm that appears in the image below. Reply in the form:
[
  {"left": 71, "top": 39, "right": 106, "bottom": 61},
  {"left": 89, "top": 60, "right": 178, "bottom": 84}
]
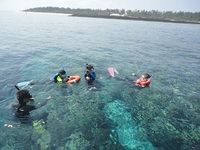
[
  {"left": 93, "top": 71, "right": 96, "bottom": 78},
  {"left": 26, "top": 105, "right": 37, "bottom": 111},
  {"left": 133, "top": 78, "right": 141, "bottom": 84},
  {"left": 53, "top": 74, "right": 58, "bottom": 83},
  {"left": 136, "top": 79, "right": 140, "bottom": 83},
  {"left": 63, "top": 76, "right": 70, "bottom": 82},
  {"left": 12, "top": 102, "right": 20, "bottom": 109},
  {"left": 91, "top": 71, "right": 96, "bottom": 80},
  {"left": 84, "top": 73, "right": 87, "bottom": 78}
]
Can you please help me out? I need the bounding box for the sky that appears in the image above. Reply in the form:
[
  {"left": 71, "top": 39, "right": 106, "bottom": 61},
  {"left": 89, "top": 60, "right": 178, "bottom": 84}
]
[{"left": 0, "top": 0, "right": 200, "bottom": 12}]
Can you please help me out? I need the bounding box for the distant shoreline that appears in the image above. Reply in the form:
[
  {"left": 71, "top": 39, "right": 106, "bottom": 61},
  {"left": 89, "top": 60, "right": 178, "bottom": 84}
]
[
  {"left": 70, "top": 14, "right": 200, "bottom": 25},
  {"left": 24, "top": 7, "right": 200, "bottom": 25}
]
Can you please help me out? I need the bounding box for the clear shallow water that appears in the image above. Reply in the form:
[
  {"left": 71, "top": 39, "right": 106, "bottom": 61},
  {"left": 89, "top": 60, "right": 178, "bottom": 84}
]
[{"left": 0, "top": 11, "right": 200, "bottom": 150}]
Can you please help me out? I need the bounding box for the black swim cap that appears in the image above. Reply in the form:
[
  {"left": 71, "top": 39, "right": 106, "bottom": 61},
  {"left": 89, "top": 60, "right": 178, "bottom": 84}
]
[
  {"left": 143, "top": 73, "right": 151, "bottom": 79},
  {"left": 59, "top": 69, "right": 66, "bottom": 75}
]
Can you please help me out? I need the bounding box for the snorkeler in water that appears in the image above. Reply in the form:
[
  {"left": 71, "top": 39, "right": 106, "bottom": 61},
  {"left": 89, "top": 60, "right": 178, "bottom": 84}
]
[
  {"left": 134, "top": 73, "right": 151, "bottom": 88},
  {"left": 84, "top": 64, "right": 96, "bottom": 84},
  {"left": 13, "top": 86, "right": 51, "bottom": 122},
  {"left": 53, "top": 69, "right": 69, "bottom": 83}
]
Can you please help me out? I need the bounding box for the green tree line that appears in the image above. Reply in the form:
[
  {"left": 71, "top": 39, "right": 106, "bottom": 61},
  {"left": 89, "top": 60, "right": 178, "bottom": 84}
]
[{"left": 25, "top": 7, "right": 200, "bottom": 22}]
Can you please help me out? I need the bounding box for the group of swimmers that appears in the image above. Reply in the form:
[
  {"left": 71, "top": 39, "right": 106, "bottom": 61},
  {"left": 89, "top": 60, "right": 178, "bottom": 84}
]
[
  {"left": 54, "top": 64, "right": 96, "bottom": 85},
  {"left": 13, "top": 63, "right": 151, "bottom": 122}
]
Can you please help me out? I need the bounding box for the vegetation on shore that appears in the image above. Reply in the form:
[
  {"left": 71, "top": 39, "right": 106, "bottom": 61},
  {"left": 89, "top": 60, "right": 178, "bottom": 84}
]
[{"left": 24, "top": 7, "right": 200, "bottom": 24}]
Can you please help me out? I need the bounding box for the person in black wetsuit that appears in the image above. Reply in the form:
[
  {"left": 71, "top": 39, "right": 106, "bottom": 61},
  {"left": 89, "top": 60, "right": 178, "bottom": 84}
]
[
  {"left": 15, "top": 89, "right": 35, "bottom": 117},
  {"left": 13, "top": 88, "right": 50, "bottom": 122}
]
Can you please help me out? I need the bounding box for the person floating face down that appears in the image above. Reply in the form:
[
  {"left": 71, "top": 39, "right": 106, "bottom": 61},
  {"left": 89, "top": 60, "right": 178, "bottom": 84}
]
[
  {"left": 54, "top": 69, "right": 69, "bottom": 83},
  {"left": 84, "top": 64, "right": 96, "bottom": 84},
  {"left": 135, "top": 73, "right": 152, "bottom": 88}
]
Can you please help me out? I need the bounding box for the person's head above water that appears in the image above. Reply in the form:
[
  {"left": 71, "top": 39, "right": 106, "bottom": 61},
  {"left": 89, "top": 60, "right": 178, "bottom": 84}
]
[
  {"left": 141, "top": 73, "right": 151, "bottom": 79},
  {"left": 17, "top": 89, "right": 33, "bottom": 106},
  {"left": 59, "top": 69, "right": 66, "bottom": 75},
  {"left": 86, "top": 64, "right": 94, "bottom": 71},
  {"left": 59, "top": 69, "right": 67, "bottom": 78}
]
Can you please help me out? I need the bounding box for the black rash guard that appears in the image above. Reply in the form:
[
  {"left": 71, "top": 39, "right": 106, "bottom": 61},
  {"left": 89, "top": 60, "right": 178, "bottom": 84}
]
[{"left": 15, "top": 105, "right": 36, "bottom": 118}]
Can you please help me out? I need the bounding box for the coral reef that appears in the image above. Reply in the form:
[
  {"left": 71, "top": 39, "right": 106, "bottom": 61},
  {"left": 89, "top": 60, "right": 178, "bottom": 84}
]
[{"left": 104, "top": 100, "right": 155, "bottom": 150}]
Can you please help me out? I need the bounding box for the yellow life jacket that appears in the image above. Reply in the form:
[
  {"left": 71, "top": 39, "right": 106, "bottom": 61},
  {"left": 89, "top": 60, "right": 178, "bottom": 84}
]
[{"left": 57, "top": 76, "right": 62, "bottom": 82}]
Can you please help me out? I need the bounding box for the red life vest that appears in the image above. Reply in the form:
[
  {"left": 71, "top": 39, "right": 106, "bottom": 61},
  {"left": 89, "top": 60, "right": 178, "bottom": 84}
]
[{"left": 135, "top": 79, "right": 151, "bottom": 88}]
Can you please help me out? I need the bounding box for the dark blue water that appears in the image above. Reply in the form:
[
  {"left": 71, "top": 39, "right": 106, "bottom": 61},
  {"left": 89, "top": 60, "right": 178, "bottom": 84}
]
[{"left": 0, "top": 11, "right": 200, "bottom": 150}]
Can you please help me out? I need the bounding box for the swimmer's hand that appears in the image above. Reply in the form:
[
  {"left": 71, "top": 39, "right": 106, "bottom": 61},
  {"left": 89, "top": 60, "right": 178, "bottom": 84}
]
[{"left": 86, "top": 76, "right": 90, "bottom": 80}]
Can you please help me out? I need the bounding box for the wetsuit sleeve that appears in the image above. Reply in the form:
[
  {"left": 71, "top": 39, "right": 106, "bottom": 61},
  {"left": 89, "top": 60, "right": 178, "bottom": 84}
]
[
  {"left": 26, "top": 105, "right": 36, "bottom": 111},
  {"left": 93, "top": 72, "right": 96, "bottom": 78},
  {"left": 15, "top": 105, "right": 36, "bottom": 117},
  {"left": 91, "top": 71, "right": 96, "bottom": 80},
  {"left": 54, "top": 74, "right": 58, "bottom": 83}
]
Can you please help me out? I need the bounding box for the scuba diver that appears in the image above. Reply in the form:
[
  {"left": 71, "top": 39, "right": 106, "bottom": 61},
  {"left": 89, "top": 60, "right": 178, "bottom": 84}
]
[
  {"left": 13, "top": 85, "right": 50, "bottom": 122},
  {"left": 53, "top": 69, "right": 69, "bottom": 83},
  {"left": 134, "top": 73, "right": 152, "bottom": 88},
  {"left": 84, "top": 64, "right": 96, "bottom": 84}
]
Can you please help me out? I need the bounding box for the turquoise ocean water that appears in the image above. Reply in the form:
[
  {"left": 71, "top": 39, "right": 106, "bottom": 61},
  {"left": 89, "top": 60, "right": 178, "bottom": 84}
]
[{"left": 0, "top": 11, "right": 200, "bottom": 150}]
